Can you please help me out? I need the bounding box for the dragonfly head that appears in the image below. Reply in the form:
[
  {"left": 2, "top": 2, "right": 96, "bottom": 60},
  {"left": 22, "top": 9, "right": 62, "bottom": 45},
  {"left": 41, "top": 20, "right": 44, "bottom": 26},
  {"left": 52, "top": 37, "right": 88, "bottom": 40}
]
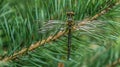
[
  {"left": 66, "top": 11, "right": 75, "bottom": 17},
  {"left": 66, "top": 12, "right": 74, "bottom": 23}
]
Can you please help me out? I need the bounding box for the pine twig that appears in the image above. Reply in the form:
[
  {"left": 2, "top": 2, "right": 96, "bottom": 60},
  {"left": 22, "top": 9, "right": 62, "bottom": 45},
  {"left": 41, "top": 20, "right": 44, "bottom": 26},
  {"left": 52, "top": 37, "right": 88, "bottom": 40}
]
[
  {"left": 58, "top": 62, "right": 64, "bottom": 67},
  {"left": 2, "top": 31, "right": 66, "bottom": 62},
  {"left": 1, "top": 2, "right": 119, "bottom": 62},
  {"left": 106, "top": 58, "right": 120, "bottom": 67}
]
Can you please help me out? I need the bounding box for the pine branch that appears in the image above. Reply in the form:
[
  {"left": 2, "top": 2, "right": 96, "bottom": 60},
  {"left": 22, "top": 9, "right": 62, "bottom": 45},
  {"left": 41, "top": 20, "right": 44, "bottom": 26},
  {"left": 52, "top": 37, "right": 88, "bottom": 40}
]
[
  {"left": 1, "top": 2, "right": 119, "bottom": 62},
  {"left": 58, "top": 62, "right": 64, "bottom": 67},
  {"left": 106, "top": 58, "right": 120, "bottom": 67}
]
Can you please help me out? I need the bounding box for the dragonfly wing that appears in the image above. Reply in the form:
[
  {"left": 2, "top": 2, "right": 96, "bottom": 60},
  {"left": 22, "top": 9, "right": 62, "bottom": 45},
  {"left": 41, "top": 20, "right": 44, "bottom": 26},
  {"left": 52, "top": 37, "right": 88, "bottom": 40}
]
[
  {"left": 38, "top": 20, "right": 66, "bottom": 33},
  {"left": 76, "top": 20, "right": 105, "bottom": 31}
]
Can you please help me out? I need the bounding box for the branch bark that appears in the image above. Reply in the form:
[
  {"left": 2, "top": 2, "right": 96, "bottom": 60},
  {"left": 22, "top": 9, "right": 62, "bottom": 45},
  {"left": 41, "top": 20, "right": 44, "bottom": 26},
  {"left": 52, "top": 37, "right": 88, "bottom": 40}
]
[{"left": 106, "top": 58, "right": 120, "bottom": 67}]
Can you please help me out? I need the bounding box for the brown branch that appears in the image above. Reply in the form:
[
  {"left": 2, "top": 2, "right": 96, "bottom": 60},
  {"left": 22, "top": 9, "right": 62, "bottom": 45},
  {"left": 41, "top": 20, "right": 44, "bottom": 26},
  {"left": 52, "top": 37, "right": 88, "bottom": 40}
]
[
  {"left": 1, "top": 2, "right": 119, "bottom": 62},
  {"left": 106, "top": 58, "right": 120, "bottom": 67},
  {"left": 2, "top": 31, "right": 66, "bottom": 62},
  {"left": 58, "top": 62, "right": 64, "bottom": 67}
]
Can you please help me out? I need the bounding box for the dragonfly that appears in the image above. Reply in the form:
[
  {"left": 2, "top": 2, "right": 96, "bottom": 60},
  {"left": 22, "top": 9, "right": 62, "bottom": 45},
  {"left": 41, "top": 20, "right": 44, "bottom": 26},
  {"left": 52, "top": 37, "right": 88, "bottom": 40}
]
[
  {"left": 66, "top": 12, "right": 74, "bottom": 60},
  {"left": 37, "top": 12, "right": 105, "bottom": 60}
]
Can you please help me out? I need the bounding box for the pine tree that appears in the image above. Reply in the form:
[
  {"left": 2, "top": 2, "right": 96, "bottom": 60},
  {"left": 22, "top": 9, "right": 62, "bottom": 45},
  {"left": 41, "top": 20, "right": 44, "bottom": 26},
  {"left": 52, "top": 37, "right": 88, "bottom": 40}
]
[{"left": 0, "top": 0, "right": 120, "bottom": 67}]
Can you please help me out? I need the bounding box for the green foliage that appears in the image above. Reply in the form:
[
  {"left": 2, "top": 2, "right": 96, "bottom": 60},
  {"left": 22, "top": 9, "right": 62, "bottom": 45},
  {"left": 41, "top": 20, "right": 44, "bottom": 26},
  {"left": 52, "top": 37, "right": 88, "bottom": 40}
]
[{"left": 0, "top": 0, "right": 120, "bottom": 67}]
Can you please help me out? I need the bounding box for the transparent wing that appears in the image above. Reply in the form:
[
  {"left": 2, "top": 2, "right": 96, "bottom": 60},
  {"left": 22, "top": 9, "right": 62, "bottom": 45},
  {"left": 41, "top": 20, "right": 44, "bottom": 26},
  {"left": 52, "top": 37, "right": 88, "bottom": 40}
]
[
  {"left": 38, "top": 20, "right": 66, "bottom": 33},
  {"left": 76, "top": 20, "right": 105, "bottom": 31}
]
